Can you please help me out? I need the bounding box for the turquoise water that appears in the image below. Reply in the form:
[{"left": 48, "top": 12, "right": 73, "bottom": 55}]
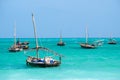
[{"left": 0, "top": 38, "right": 120, "bottom": 80}]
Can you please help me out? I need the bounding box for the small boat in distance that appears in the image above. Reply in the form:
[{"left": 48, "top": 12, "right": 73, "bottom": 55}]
[
  {"left": 108, "top": 37, "right": 117, "bottom": 44},
  {"left": 108, "top": 39, "right": 117, "bottom": 44},
  {"left": 80, "top": 27, "right": 96, "bottom": 49},
  {"left": 57, "top": 32, "right": 65, "bottom": 46},
  {"left": 26, "top": 13, "right": 62, "bottom": 67},
  {"left": 9, "top": 23, "right": 22, "bottom": 52}
]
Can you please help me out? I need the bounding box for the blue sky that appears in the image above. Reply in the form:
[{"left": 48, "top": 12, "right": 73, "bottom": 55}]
[{"left": 0, "top": 0, "right": 120, "bottom": 38}]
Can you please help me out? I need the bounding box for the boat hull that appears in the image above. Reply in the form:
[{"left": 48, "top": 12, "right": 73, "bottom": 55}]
[
  {"left": 9, "top": 49, "right": 21, "bottom": 52},
  {"left": 80, "top": 43, "right": 96, "bottom": 49},
  {"left": 108, "top": 42, "right": 117, "bottom": 44},
  {"left": 9, "top": 48, "right": 22, "bottom": 52},
  {"left": 57, "top": 42, "right": 65, "bottom": 46},
  {"left": 26, "top": 60, "right": 60, "bottom": 67}
]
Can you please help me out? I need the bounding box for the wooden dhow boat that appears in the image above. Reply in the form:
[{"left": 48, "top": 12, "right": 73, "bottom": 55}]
[
  {"left": 25, "top": 13, "right": 63, "bottom": 67},
  {"left": 80, "top": 27, "right": 96, "bottom": 49},
  {"left": 108, "top": 35, "right": 117, "bottom": 44},
  {"left": 57, "top": 32, "right": 65, "bottom": 46},
  {"left": 9, "top": 23, "right": 23, "bottom": 52}
]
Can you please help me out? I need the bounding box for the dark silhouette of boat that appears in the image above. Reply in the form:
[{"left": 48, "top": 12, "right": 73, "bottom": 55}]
[
  {"left": 80, "top": 27, "right": 96, "bottom": 49},
  {"left": 26, "top": 13, "right": 62, "bottom": 67},
  {"left": 57, "top": 33, "right": 65, "bottom": 46},
  {"left": 108, "top": 34, "right": 117, "bottom": 44},
  {"left": 57, "top": 42, "right": 65, "bottom": 46},
  {"left": 108, "top": 38, "right": 117, "bottom": 44}
]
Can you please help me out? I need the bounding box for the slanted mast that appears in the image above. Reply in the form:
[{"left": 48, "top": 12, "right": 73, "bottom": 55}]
[
  {"left": 32, "top": 13, "right": 39, "bottom": 59},
  {"left": 26, "top": 13, "right": 62, "bottom": 67}
]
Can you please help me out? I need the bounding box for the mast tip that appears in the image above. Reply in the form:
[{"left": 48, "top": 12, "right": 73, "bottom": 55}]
[{"left": 32, "top": 13, "right": 34, "bottom": 16}]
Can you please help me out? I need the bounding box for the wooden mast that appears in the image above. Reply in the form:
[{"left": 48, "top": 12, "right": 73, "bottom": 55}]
[
  {"left": 110, "top": 33, "right": 112, "bottom": 40},
  {"left": 32, "top": 13, "right": 39, "bottom": 59},
  {"left": 85, "top": 26, "right": 88, "bottom": 44},
  {"left": 14, "top": 22, "right": 16, "bottom": 47},
  {"left": 60, "top": 31, "right": 62, "bottom": 43}
]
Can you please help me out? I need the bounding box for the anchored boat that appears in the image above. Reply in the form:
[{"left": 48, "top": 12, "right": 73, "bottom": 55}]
[
  {"left": 9, "top": 23, "right": 23, "bottom": 52},
  {"left": 26, "top": 13, "right": 63, "bottom": 67},
  {"left": 80, "top": 27, "right": 96, "bottom": 49}
]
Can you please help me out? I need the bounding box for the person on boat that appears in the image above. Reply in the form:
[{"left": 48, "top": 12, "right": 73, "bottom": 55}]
[
  {"left": 28, "top": 57, "right": 32, "bottom": 61},
  {"left": 44, "top": 57, "right": 51, "bottom": 64},
  {"left": 50, "top": 58, "right": 54, "bottom": 64}
]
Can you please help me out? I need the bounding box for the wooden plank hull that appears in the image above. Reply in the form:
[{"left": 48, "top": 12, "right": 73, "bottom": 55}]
[
  {"left": 108, "top": 42, "right": 117, "bottom": 44},
  {"left": 57, "top": 42, "right": 65, "bottom": 46},
  {"left": 26, "top": 60, "right": 60, "bottom": 67},
  {"left": 80, "top": 43, "right": 96, "bottom": 49},
  {"left": 9, "top": 48, "right": 22, "bottom": 52}
]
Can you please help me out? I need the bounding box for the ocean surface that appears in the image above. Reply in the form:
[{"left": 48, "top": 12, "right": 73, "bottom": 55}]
[{"left": 0, "top": 38, "right": 120, "bottom": 80}]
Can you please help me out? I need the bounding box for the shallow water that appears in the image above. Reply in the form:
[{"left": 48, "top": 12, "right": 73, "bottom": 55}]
[{"left": 0, "top": 38, "right": 120, "bottom": 80}]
